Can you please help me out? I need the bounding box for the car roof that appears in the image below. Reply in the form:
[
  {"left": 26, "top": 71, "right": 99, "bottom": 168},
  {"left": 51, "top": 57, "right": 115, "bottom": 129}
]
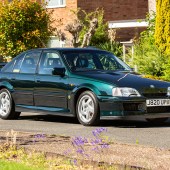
[{"left": 27, "top": 47, "right": 106, "bottom": 53}]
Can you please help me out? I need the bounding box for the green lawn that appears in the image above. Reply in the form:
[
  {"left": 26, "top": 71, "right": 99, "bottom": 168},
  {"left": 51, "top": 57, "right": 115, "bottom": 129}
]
[{"left": 0, "top": 160, "right": 45, "bottom": 170}]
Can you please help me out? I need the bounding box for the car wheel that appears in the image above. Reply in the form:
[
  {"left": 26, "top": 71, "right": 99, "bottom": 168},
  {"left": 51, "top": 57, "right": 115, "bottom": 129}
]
[
  {"left": 146, "top": 118, "right": 168, "bottom": 124},
  {"left": 76, "top": 91, "right": 100, "bottom": 126},
  {"left": 0, "top": 89, "right": 20, "bottom": 120}
]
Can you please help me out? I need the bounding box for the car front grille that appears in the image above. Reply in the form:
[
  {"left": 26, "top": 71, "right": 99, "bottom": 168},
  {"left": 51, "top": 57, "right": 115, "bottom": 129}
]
[
  {"left": 147, "top": 106, "right": 170, "bottom": 113},
  {"left": 123, "top": 103, "right": 138, "bottom": 111},
  {"left": 123, "top": 103, "right": 146, "bottom": 111},
  {"left": 143, "top": 93, "right": 167, "bottom": 98}
]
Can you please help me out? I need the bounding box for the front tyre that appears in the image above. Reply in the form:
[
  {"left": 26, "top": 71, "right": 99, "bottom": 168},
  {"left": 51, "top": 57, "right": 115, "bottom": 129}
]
[
  {"left": 76, "top": 91, "right": 100, "bottom": 126},
  {"left": 0, "top": 89, "right": 20, "bottom": 120}
]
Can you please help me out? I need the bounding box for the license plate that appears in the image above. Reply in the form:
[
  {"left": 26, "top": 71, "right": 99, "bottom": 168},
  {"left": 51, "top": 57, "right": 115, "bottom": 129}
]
[{"left": 146, "top": 99, "right": 170, "bottom": 107}]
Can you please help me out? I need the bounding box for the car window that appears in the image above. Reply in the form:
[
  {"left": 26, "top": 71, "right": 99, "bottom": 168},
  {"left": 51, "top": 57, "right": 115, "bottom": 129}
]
[
  {"left": 19, "top": 51, "right": 41, "bottom": 74},
  {"left": 98, "top": 54, "right": 125, "bottom": 71},
  {"left": 13, "top": 54, "right": 25, "bottom": 73},
  {"left": 38, "top": 51, "right": 63, "bottom": 75},
  {"left": 63, "top": 50, "right": 131, "bottom": 71},
  {"left": 64, "top": 52, "right": 97, "bottom": 71},
  {"left": 1, "top": 60, "right": 14, "bottom": 72}
]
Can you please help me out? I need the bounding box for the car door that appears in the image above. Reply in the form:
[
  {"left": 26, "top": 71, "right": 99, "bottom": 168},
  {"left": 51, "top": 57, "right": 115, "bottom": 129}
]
[
  {"left": 11, "top": 50, "right": 41, "bottom": 106},
  {"left": 34, "top": 50, "right": 69, "bottom": 111}
]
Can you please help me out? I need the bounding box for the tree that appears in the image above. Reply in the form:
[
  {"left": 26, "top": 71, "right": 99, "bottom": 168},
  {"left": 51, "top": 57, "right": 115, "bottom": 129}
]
[
  {"left": 81, "top": 18, "right": 98, "bottom": 47},
  {"left": 155, "top": 0, "right": 170, "bottom": 55},
  {"left": 65, "top": 9, "right": 108, "bottom": 47},
  {"left": 0, "top": 0, "right": 53, "bottom": 58},
  {"left": 65, "top": 19, "right": 82, "bottom": 48}
]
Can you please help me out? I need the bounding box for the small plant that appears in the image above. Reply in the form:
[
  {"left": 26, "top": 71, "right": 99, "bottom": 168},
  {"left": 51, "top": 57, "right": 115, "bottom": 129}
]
[
  {"left": 136, "top": 139, "right": 139, "bottom": 145},
  {"left": 64, "top": 127, "right": 110, "bottom": 168},
  {"left": 33, "top": 133, "right": 46, "bottom": 143},
  {"left": 6, "top": 129, "right": 18, "bottom": 146}
]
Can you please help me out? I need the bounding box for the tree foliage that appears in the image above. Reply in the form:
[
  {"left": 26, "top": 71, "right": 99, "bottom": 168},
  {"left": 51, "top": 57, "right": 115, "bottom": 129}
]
[
  {"left": 78, "top": 9, "right": 108, "bottom": 46},
  {"left": 155, "top": 0, "right": 170, "bottom": 55},
  {"left": 0, "top": 0, "right": 52, "bottom": 58},
  {"left": 95, "top": 42, "right": 123, "bottom": 58},
  {"left": 65, "top": 8, "right": 108, "bottom": 47},
  {"left": 130, "top": 12, "right": 170, "bottom": 81},
  {"left": 131, "top": 13, "right": 165, "bottom": 77}
]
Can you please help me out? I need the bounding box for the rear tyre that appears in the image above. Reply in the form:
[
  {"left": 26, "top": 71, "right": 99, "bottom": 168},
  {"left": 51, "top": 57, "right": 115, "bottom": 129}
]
[
  {"left": 76, "top": 91, "right": 100, "bottom": 126},
  {"left": 0, "top": 89, "right": 20, "bottom": 120},
  {"left": 146, "top": 118, "right": 168, "bottom": 124}
]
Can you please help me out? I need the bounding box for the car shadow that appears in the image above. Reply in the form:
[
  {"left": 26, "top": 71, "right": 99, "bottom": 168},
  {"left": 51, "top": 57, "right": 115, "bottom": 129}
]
[
  {"left": 100, "top": 119, "right": 170, "bottom": 128},
  {"left": 19, "top": 113, "right": 79, "bottom": 124},
  {"left": 18, "top": 113, "right": 170, "bottom": 128}
]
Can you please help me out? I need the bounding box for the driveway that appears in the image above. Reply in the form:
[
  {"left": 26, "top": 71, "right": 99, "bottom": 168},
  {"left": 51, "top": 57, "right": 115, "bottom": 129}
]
[{"left": 0, "top": 112, "right": 170, "bottom": 149}]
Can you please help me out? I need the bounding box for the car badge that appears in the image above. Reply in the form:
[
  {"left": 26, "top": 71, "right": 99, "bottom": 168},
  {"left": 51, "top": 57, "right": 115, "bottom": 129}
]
[{"left": 150, "top": 85, "right": 155, "bottom": 88}]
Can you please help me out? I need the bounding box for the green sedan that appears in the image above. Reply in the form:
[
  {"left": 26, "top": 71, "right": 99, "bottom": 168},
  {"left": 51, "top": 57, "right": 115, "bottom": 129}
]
[{"left": 0, "top": 48, "right": 170, "bottom": 126}]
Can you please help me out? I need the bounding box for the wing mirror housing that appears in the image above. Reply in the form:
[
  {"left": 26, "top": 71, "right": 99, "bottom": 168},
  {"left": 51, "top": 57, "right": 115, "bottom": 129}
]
[{"left": 52, "top": 67, "right": 66, "bottom": 77}]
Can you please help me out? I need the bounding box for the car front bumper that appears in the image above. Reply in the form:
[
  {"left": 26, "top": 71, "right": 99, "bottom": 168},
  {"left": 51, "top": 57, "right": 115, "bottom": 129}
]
[{"left": 98, "top": 96, "right": 170, "bottom": 119}]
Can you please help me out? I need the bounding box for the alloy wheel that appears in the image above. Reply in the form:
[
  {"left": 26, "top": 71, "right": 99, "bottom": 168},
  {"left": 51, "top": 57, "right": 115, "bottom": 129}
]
[
  {"left": 0, "top": 91, "right": 11, "bottom": 117},
  {"left": 78, "top": 94, "right": 95, "bottom": 123}
]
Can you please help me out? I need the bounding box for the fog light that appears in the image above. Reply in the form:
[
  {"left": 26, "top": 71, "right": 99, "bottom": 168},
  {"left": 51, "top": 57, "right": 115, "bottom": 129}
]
[{"left": 167, "top": 87, "right": 170, "bottom": 96}]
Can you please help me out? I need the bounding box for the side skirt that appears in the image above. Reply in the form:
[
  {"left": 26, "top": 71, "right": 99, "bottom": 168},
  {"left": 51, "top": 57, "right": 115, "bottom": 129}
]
[{"left": 16, "top": 105, "right": 75, "bottom": 117}]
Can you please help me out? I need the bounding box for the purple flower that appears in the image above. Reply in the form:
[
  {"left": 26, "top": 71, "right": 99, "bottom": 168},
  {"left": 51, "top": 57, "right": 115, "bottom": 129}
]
[
  {"left": 63, "top": 149, "right": 71, "bottom": 155},
  {"left": 72, "top": 136, "right": 88, "bottom": 146},
  {"left": 76, "top": 148, "right": 84, "bottom": 154},
  {"left": 73, "top": 159, "right": 77, "bottom": 165},
  {"left": 34, "top": 134, "right": 45, "bottom": 139},
  {"left": 92, "top": 127, "right": 107, "bottom": 137},
  {"left": 92, "top": 146, "right": 100, "bottom": 152},
  {"left": 101, "top": 143, "right": 109, "bottom": 148},
  {"left": 91, "top": 138, "right": 102, "bottom": 145}
]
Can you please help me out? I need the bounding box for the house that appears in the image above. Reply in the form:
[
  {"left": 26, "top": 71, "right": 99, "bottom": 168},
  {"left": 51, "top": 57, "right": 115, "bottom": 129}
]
[
  {"left": 45, "top": 0, "right": 156, "bottom": 47},
  {"left": 1, "top": 0, "right": 156, "bottom": 47}
]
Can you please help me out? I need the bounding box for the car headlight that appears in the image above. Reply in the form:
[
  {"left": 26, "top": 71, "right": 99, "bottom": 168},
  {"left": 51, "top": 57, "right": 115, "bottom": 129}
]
[
  {"left": 167, "top": 87, "right": 170, "bottom": 96},
  {"left": 112, "top": 87, "right": 141, "bottom": 97}
]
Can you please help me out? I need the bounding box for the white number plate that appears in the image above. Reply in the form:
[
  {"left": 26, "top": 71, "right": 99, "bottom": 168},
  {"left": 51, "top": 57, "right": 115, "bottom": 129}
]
[{"left": 146, "top": 99, "right": 170, "bottom": 107}]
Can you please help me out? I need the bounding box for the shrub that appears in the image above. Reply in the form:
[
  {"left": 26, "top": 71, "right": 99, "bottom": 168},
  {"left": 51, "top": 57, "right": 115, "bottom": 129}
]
[
  {"left": 130, "top": 12, "right": 166, "bottom": 77},
  {"left": 95, "top": 41, "right": 123, "bottom": 58},
  {"left": 155, "top": 0, "right": 170, "bottom": 55},
  {"left": 132, "top": 40, "right": 165, "bottom": 77},
  {"left": 0, "top": 0, "right": 53, "bottom": 58}
]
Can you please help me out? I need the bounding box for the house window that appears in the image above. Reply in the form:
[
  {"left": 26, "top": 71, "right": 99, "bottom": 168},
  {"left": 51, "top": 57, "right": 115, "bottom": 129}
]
[
  {"left": 47, "top": 37, "right": 65, "bottom": 48},
  {"left": 45, "top": 0, "right": 66, "bottom": 8}
]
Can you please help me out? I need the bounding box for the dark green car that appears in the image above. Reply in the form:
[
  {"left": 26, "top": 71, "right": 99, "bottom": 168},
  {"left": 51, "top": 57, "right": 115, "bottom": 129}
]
[{"left": 0, "top": 48, "right": 170, "bottom": 126}]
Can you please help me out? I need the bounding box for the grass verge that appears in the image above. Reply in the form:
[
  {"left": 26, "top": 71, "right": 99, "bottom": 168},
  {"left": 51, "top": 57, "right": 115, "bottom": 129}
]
[{"left": 0, "top": 159, "right": 45, "bottom": 170}]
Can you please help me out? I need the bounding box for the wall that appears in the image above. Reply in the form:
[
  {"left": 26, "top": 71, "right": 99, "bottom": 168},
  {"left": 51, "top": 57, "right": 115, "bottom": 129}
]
[
  {"left": 46, "top": 0, "right": 77, "bottom": 42},
  {"left": 77, "top": 0, "right": 148, "bottom": 21},
  {"left": 148, "top": 0, "right": 156, "bottom": 12},
  {"left": 77, "top": 0, "right": 148, "bottom": 41}
]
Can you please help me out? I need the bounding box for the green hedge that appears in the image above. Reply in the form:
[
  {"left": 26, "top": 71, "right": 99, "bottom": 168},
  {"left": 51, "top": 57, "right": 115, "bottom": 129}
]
[{"left": 155, "top": 0, "right": 170, "bottom": 55}]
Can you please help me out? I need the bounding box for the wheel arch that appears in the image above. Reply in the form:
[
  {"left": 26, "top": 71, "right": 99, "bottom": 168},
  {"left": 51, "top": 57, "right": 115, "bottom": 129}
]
[
  {"left": 0, "top": 82, "right": 14, "bottom": 92},
  {"left": 70, "top": 84, "right": 100, "bottom": 116}
]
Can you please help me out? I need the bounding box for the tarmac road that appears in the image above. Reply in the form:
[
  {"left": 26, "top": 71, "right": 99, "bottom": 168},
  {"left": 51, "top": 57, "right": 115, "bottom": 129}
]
[{"left": 0, "top": 112, "right": 170, "bottom": 149}]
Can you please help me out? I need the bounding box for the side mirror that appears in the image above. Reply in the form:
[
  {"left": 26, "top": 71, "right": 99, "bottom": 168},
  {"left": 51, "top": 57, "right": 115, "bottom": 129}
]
[{"left": 52, "top": 67, "right": 66, "bottom": 77}]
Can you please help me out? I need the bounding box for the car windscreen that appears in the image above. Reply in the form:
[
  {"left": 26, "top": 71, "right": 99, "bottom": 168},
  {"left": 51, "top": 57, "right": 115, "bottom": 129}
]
[{"left": 62, "top": 50, "right": 131, "bottom": 72}]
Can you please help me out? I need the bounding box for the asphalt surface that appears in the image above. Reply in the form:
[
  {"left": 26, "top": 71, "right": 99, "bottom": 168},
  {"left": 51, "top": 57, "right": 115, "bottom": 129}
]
[{"left": 0, "top": 112, "right": 170, "bottom": 149}]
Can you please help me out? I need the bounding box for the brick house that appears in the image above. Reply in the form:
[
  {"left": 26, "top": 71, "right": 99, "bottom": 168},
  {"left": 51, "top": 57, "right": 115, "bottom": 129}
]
[
  {"left": 1, "top": 0, "right": 156, "bottom": 47},
  {"left": 46, "top": 0, "right": 156, "bottom": 47}
]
